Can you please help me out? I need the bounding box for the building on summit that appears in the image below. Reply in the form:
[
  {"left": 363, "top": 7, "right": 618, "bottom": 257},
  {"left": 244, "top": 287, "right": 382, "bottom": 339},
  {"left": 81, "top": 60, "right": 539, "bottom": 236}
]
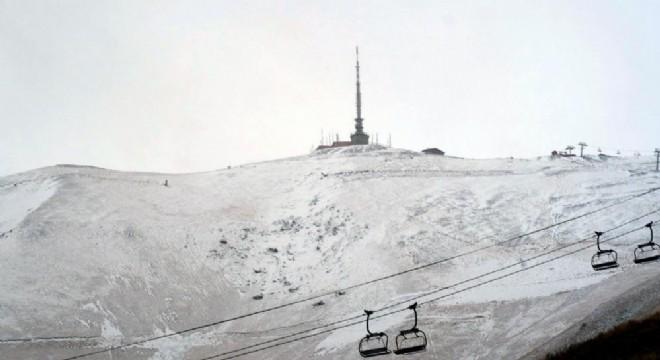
[
  {"left": 422, "top": 148, "right": 445, "bottom": 156},
  {"left": 317, "top": 48, "right": 370, "bottom": 150}
]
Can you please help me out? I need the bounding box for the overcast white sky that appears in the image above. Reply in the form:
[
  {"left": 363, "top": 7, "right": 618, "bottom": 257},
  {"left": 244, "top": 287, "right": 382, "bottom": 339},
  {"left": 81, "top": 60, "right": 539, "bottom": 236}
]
[{"left": 2, "top": 0, "right": 660, "bottom": 176}]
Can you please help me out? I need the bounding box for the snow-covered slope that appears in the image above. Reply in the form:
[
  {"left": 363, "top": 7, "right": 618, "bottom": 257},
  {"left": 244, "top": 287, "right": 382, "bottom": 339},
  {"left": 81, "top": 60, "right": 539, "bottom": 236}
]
[{"left": 1, "top": 147, "right": 659, "bottom": 360}]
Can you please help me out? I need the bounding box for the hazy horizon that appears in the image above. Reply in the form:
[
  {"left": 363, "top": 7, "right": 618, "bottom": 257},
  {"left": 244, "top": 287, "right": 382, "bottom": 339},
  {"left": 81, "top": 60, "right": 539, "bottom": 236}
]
[{"left": 3, "top": 1, "right": 660, "bottom": 176}]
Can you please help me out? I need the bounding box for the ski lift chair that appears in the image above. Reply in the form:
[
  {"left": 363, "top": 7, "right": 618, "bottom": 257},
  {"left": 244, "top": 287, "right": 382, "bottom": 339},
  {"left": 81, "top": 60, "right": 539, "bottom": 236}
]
[
  {"left": 393, "top": 303, "right": 427, "bottom": 355},
  {"left": 634, "top": 222, "right": 660, "bottom": 264},
  {"left": 359, "top": 310, "right": 390, "bottom": 357},
  {"left": 591, "top": 231, "right": 619, "bottom": 271}
]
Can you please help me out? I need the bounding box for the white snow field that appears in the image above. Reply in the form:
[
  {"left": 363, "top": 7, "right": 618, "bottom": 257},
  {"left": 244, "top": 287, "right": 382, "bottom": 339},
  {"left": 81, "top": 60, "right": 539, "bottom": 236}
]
[{"left": 0, "top": 146, "right": 659, "bottom": 360}]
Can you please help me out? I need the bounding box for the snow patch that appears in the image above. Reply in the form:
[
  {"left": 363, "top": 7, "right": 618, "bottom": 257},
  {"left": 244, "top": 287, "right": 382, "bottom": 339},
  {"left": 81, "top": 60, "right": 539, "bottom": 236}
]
[
  {"left": 0, "top": 178, "right": 58, "bottom": 233},
  {"left": 101, "top": 318, "right": 122, "bottom": 343}
]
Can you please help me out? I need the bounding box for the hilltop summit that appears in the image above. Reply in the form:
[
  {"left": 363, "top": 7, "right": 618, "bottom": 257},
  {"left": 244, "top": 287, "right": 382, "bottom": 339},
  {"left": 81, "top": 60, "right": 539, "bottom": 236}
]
[{"left": 1, "top": 150, "right": 659, "bottom": 359}]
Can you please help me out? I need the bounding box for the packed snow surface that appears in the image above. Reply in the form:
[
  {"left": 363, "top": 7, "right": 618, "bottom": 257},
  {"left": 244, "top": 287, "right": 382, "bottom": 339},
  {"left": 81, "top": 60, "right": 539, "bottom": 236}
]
[{"left": 0, "top": 147, "right": 659, "bottom": 359}]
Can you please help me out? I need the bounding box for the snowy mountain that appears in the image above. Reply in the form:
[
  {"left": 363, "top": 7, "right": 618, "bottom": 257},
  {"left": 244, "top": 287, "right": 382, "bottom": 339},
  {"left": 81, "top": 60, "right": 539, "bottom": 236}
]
[{"left": 1, "top": 145, "right": 659, "bottom": 360}]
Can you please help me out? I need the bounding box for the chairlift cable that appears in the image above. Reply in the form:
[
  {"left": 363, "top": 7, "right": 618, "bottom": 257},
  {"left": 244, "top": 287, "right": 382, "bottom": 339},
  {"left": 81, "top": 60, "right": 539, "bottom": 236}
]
[
  {"left": 373, "top": 205, "right": 660, "bottom": 313},
  {"left": 415, "top": 225, "right": 647, "bottom": 308},
  {"left": 200, "top": 216, "right": 658, "bottom": 360},
  {"left": 205, "top": 221, "right": 655, "bottom": 360},
  {"left": 587, "top": 145, "right": 655, "bottom": 154},
  {"left": 59, "top": 188, "right": 660, "bottom": 360}
]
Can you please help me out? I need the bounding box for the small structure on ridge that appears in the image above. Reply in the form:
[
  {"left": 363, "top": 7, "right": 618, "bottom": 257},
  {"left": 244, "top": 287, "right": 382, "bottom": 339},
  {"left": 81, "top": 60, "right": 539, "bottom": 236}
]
[{"left": 422, "top": 148, "right": 445, "bottom": 156}]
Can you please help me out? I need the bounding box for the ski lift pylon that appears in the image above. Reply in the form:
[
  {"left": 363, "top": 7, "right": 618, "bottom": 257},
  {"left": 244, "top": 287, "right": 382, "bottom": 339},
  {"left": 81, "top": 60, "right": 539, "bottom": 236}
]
[
  {"left": 393, "top": 302, "right": 427, "bottom": 355},
  {"left": 634, "top": 222, "right": 660, "bottom": 264},
  {"left": 358, "top": 310, "right": 390, "bottom": 357},
  {"left": 591, "top": 231, "right": 618, "bottom": 271}
]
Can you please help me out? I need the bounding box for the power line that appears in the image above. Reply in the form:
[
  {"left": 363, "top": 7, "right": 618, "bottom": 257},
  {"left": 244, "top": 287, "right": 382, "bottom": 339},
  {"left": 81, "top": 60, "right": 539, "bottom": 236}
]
[
  {"left": 60, "top": 186, "right": 660, "bottom": 360},
  {"left": 206, "top": 219, "right": 655, "bottom": 360}
]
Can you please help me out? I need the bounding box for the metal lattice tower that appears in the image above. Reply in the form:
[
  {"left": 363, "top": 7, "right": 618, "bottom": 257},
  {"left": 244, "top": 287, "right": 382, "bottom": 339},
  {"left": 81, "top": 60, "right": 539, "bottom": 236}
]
[{"left": 351, "top": 47, "right": 369, "bottom": 145}]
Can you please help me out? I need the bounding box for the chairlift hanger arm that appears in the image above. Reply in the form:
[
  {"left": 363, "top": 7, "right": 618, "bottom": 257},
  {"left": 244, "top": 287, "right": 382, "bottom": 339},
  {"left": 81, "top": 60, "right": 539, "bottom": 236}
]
[
  {"left": 595, "top": 231, "right": 604, "bottom": 251},
  {"left": 364, "top": 310, "right": 374, "bottom": 335}
]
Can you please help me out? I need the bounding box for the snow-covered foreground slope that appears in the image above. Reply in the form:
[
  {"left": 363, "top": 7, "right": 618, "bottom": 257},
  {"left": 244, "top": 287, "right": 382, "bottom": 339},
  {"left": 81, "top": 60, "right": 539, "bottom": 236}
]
[{"left": 1, "top": 147, "right": 659, "bottom": 360}]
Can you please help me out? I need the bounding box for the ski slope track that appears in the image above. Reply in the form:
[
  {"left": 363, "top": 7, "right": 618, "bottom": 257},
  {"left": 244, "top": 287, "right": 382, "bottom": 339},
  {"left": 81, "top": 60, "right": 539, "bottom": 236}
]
[{"left": 1, "top": 146, "right": 659, "bottom": 359}]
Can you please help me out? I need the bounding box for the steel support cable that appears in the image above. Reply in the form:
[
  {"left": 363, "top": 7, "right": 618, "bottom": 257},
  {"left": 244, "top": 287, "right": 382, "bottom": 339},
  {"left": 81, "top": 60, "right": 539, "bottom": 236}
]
[
  {"left": 208, "top": 225, "right": 646, "bottom": 360},
  {"left": 376, "top": 205, "right": 660, "bottom": 312},
  {"left": 60, "top": 187, "right": 660, "bottom": 360},
  {"left": 587, "top": 145, "right": 655, "bottom": 154},
  {"left": 201, "top": 216, "right": 659, "bottom": 360}
]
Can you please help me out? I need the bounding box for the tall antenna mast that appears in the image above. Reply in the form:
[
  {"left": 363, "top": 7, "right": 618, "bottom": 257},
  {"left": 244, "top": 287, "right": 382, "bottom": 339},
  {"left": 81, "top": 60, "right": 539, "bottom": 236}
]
[
  {"left": 356, "top": 46, "right": 362, "bottom": 121},
  {"left": 350, "top": 46, "right": 369, "bottom": 145}
]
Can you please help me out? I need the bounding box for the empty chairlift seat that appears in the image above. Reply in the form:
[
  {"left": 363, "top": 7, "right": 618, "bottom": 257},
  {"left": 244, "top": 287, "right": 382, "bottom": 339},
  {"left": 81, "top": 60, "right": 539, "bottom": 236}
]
[
  {"left": 393, "top": 303, "right": 427, "bottom": 355},
  {"left": 359, "top": 310, "right": 390, "bottom": 357},
  {"left": 591, "top": 231, "right": 619, "bottom": 271},
  {"left": 634, "top": 222, "right": 660, "bottom": 264}
]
